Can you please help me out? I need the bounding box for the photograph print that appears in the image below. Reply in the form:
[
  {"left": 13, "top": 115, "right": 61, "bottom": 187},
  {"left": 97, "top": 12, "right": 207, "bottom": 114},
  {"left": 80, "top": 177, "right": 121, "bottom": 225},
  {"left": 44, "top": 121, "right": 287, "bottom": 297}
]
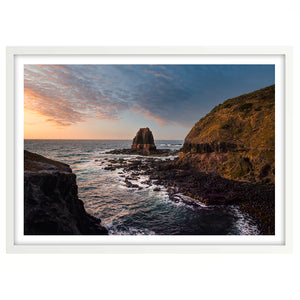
[{"left": 24, "top": 63, "right": 275, "bottom": 236}]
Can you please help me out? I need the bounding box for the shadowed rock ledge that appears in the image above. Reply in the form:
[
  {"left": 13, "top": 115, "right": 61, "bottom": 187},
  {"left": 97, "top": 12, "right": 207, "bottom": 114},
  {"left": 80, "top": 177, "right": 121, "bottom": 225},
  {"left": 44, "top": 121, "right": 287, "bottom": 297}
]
[{"left": 24, "top": 150, "right": 108, "bottom": 235}]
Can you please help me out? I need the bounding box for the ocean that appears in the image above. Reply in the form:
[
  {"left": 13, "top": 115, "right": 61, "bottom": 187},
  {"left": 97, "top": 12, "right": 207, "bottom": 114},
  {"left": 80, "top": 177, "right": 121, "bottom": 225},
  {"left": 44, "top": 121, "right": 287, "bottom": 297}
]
[{"left": 24, "top": 139, "right": 259, "bottom": 235}]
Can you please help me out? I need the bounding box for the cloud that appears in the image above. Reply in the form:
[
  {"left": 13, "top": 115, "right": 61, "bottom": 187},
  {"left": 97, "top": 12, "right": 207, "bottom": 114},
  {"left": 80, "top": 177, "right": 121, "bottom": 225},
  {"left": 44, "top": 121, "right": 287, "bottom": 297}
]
[
  {"left": 24, "top": 65, "right": 130, "bottom": 127},
  {"left": 130, "top": 105, "right": 166, "bottom": 126},
  {"left": 144, "top": 69, "right": 172, "bottom": 80},
  {"left": 24, "top": 87, "right": 84, "bottom": 126},
  {"left": 24, "top": 64, "right": 275, "bottom": 128}
]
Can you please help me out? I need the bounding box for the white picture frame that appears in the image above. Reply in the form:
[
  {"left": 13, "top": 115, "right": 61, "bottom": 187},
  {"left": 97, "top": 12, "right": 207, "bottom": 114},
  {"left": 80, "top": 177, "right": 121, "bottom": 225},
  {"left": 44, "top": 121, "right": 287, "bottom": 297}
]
[{"left": 6, "top": 46, "right": 293, "bottom": 253}]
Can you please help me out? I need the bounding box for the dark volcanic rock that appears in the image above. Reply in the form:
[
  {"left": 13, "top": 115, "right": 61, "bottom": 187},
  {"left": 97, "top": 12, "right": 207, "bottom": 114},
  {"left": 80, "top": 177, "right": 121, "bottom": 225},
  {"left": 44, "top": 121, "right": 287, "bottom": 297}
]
[
  {"left": 181, "top": 141, "right": 239, "bottom": 153},
  {"left": 24, "top": 150, "right": 108, "bottom": 235},
  {"left": 131, "top": 127, "right": 156, "bottom": 154},
  {"left": 103, "top": 154, "right": 275, "bottom": 234},
  {"left": 107, "top": 148, "right": 178, "bottom": 157},
  {"left": 143, "top": 159, "right": 275, "bottom": 234}
]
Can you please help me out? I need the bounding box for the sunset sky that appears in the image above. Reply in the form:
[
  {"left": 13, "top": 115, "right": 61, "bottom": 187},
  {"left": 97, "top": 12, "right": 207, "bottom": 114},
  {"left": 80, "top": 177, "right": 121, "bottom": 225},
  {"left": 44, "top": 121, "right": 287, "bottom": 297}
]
[{"left": 24, "top": 64, "right": 275, "bottom": 140}]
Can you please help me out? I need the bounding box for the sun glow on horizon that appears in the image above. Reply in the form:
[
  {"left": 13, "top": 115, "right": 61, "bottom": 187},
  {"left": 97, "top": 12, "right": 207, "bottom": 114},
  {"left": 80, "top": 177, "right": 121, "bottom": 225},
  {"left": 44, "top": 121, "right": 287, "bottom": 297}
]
[{"left": 24, "top": 108, "right": 187, "bottom": 140}]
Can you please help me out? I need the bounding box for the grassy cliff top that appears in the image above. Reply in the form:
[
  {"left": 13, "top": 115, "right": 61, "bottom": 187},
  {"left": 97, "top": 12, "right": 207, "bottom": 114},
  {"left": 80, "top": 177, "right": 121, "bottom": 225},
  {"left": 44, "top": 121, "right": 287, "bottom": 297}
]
[{"left": 184, "top": 85, "right": 275, "bottom": 150}]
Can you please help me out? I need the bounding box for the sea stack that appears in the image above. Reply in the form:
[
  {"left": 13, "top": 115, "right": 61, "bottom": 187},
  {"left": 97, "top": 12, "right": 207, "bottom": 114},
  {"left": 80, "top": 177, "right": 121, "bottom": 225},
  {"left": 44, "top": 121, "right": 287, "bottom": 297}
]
[{"left": 131, "top": 127, "right": 156, "bottom": 155}]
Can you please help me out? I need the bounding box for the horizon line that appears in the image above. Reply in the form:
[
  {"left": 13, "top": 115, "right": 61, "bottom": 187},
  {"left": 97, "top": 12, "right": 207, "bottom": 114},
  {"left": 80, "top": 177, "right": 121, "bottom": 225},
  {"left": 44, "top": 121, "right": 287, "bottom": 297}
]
[{"left": 24, "top": 138, "right": 184, "bottom": 141}]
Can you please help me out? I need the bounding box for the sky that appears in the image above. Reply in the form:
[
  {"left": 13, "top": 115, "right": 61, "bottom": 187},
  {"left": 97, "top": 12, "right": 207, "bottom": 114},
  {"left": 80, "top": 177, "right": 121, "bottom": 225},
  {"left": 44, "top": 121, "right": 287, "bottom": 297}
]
[{"left": 24, "top": 64, "right": 275, "bottom": 140}]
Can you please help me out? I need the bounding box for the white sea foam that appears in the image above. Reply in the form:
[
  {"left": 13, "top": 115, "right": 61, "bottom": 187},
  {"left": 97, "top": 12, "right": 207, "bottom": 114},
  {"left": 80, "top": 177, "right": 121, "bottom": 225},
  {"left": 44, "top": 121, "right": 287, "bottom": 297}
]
[
  {"left": 229, "top": 206, "right": 260, "bottom": 235},
  {"left": 107, "top": 225, "right": 156, "bottom": 235}
]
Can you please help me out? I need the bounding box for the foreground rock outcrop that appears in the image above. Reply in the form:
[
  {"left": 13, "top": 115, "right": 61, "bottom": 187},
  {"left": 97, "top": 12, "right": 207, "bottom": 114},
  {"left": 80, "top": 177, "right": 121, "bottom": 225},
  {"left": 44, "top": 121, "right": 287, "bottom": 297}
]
[
  {"left": 178, "top": 85, "right": 275, "bottom": 183},
  {"left": 131, "top": 127, "right": 156, "bottom": 154},
  {"left": 24, "top": 150, "right": 108, "bottom": 235}
]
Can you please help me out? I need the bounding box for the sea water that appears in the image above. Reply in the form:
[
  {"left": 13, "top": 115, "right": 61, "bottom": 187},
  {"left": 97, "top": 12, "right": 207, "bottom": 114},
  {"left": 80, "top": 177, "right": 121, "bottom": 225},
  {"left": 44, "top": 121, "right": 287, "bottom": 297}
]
[{"left": 24, "top": 139, "right": 259, "bottom": 235}]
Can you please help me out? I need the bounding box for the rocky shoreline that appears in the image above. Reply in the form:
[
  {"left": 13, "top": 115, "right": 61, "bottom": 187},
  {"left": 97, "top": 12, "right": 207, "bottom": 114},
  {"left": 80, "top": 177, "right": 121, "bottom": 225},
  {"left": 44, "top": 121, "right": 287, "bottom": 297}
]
[
  {"left": 106, "top": 148, "right": 179, "bottom": 157},
  {"left": 101, "top": 155, "right": 275, "bottom": 235}
]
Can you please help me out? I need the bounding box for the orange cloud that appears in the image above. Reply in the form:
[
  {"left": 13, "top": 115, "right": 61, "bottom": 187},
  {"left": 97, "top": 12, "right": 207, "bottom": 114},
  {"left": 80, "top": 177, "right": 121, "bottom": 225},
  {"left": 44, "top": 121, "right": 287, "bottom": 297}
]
[
  {"left": 130, "top": 105, "right": 166, "bottom": 126},
  {"left": 50, "top": 65, "right": 69, "bottom": 70},
  {"left": 153, "top": 73, "right": 171, "bottom": 80},
  {"left": 24, "top": 87, "right": 84, "bottom": 127},
  {"left": 144, "top": 69, "right": 172, "bottom": 80},
  {"left": 59, "top": 82, "right": 68, "bottom": 88}
]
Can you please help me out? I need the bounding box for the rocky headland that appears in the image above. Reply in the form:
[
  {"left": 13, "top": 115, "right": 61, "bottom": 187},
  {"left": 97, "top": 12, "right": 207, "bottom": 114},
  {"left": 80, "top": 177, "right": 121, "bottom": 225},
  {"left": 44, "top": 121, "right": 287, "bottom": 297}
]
[
  {"left": 179, "top": 85, "right": 275, "bottom": 184},
  {"left": 24, "top": 150, "right": 108, "bottom": 235}
]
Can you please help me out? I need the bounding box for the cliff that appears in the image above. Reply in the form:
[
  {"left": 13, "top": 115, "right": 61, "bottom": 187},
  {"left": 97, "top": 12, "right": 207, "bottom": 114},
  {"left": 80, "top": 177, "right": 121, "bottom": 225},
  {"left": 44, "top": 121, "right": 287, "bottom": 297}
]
[
  {"left": 178, "top": 85, "right": 275, "bottom": 183},
  {"left": 24, "top": 150, "right": 108, "bottom": 235}
]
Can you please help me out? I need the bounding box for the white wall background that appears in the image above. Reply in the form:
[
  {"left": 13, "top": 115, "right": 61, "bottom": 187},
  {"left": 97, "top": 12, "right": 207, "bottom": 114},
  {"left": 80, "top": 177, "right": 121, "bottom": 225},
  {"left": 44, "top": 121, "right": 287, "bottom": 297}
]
[{"left": 0, "top": 1, "right": 298, "bottom": 299}]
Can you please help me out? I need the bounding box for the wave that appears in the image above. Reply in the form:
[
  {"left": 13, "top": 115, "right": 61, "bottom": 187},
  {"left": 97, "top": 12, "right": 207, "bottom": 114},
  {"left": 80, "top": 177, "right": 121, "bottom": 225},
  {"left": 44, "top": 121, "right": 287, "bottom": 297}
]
[
  {"left": 159, "top": 143, "right": 182, "bottom": 146},
  {"left": 107, "top": 225, "right": 156, "bottom": 235}
]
